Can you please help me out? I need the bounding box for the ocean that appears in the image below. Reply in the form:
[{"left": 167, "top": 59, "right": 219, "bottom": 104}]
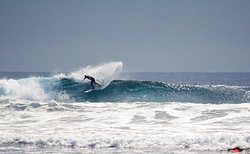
[{"left": 0, "top": 62, "right": 250, "bottom": 153}]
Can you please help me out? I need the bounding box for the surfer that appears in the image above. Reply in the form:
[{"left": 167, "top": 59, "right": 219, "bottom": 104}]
[{"left": 83, "top": 75, "right": 101, "bottom": 89}]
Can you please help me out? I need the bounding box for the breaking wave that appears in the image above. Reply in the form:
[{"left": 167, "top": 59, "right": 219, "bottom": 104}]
[{"left": 0, "top": 61, "right": 249, "bottom": 103}]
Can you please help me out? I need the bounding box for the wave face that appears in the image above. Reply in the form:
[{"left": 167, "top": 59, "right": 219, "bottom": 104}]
[
  {"left": 1, "top": 78, "right": 249, "bottom": 103},
  {"left": 55, "top": 79, "right": 250, "bottom": 103}
]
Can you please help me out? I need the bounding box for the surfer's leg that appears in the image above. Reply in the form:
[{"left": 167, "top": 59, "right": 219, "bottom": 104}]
[
  {"left": 91, "top": 82, "right": 95, "bottom": 89},
  {"left": 94, "top": 81, "right": 101, "bottom": 87},
  {"left": 95, "top": 82, "right": 101, "bottom": 87}
]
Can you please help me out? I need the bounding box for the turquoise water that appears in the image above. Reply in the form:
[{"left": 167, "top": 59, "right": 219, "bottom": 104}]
[
  {"left": 1, "top": 72, "right": 250, "bottom": 103},
  {"left": 56, "top": 78, "right": 250, "bottom": 103}
]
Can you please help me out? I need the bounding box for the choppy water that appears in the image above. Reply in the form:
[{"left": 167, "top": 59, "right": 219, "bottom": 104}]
[{"left": 1, "top": 62, "right": 250, "bottom": 153}]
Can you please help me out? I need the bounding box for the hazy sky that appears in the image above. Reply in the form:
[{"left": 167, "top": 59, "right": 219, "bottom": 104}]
[{"left": 1, "top": 0, "right": 250, "bottom": 72}]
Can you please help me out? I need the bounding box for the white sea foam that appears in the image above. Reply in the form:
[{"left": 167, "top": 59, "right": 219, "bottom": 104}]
[
  {"left": 1, "top": 100, "right": 250, "bottom": 152},
  {"left": 0, "top": 77, "right": 48, "bottom": 101}
]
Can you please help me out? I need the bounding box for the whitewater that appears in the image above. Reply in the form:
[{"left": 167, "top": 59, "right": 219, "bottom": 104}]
[{"left": 1, "top": 61, "right": 250, "bottom": 153}]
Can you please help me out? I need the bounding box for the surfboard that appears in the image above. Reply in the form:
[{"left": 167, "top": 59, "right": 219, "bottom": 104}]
[
  {"left": 84, "top": 88, "right": 95, "bottom": 93},
  {"left": 84, "top": 84, "right": 103, "bottom": 93}
]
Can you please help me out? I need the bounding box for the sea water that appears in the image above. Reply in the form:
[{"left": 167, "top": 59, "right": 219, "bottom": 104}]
[{"left": 0, "top": 62, "right": 250, "bottom": 153}]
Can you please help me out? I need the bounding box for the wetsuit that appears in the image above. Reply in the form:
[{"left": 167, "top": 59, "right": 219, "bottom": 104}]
[{"left": 83, "top": 75, "right": 100, "bottom": 89}]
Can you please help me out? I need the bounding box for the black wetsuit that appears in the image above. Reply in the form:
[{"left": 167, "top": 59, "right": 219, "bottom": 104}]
[{"left": 84, "top": 75, "right": 100, "bottom": 89}]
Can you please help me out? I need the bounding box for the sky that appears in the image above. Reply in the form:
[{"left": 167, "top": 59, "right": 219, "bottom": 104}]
[{"left": 0, "top": 0, "right": 250, "bottom": 72}]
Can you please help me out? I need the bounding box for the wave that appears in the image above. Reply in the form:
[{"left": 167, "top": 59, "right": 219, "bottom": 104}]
[
  {"left": 1, "top": 78, "right": 249, "bottom": 103},
  {"left": 0, "top": 61, "right": 249, "bottom": 103},
  {"left": 0, "top": 61, "right": 123, "bottom": 102},
  {"left": 53, "top": 79, "right": 250, "bottom": 103}
]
